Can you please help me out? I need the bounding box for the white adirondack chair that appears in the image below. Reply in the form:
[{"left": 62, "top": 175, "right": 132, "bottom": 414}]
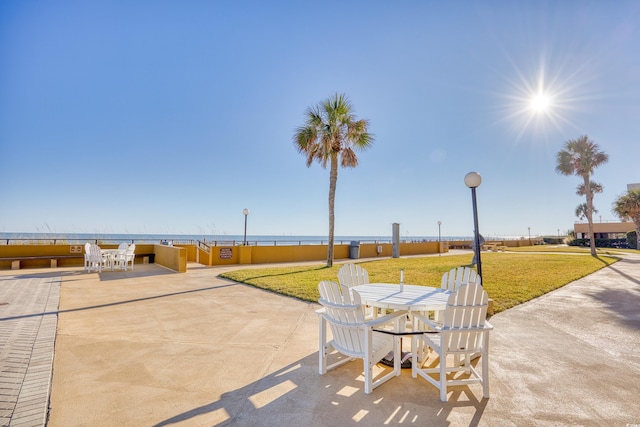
[
  {"left": 113, "top": 243, "right": 129, "bottom": 270},
  {"left": 86, "top": 243, "right": 104, "bottom": 273},
  {"left": 83, "top": 242, "right": 92, "bottom": 271},
  {"left": 337, "top": 263, "right": 375, "bottom": 318},
  {"left": 337, "top": 263, "right": 369, "bottom": 287},
  {"left": 441, "top": 266, "right": 481, "bottom": 291},
  {"left": 317, "top": 280, "right": 407, "bottom": 394},
  {"left": 124, "top": 243, "right": 135, "bottom": 271},
  {"left": 411, "top": 282, "right": 493, "bottom": 402}
]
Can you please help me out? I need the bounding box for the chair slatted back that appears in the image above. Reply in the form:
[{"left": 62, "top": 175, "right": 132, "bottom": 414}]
[
  {"left": 441, "top": 266, "right": 480, "bottom": 292},
  {"left": 318, "top": 280, "right": 366, "bottom": 355},
  {"left": 442, "top": 283, "right": 489, "bottom": 352},
  {"left": 338, "top": 263, "right": 369, "bottom": 287}
]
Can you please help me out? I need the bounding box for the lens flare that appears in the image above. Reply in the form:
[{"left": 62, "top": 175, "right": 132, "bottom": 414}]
[{"left": 530, "top": 93, "right": 551, "bottom": 112}]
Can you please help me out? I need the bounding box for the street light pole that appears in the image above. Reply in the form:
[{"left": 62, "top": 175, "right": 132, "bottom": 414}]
[
  {"left": 528, "top": 227, "right": 531, "bottom": 245},
  {"left": 243, "top": 208, "right": 250, "bottom": 246},
  {"left": 464, "top": 172, "right": 482, "bottom": 283},
  {"left": 437, "top": 221, "right": 442, "bottom": 256}
]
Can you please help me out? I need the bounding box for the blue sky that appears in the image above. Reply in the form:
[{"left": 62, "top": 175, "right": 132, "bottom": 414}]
[{"left": 1, "top": 1, "right": 639, "bottom": 239}]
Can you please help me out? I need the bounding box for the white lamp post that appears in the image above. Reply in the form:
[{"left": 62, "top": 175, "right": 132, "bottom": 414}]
[
  {"left": 464, "top": 171, "right": 482, "bottom": 282},
  {"left": 243, "top": 208, "right": 250, "bottom": 246}
]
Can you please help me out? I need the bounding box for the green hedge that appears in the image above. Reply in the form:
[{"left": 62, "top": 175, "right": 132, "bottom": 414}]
[
  {"left": 568, "top": 238, "right": 630, "bottom": 248},
  {"left": 627, "top": 231, "right": 638, "bottom": 249}
]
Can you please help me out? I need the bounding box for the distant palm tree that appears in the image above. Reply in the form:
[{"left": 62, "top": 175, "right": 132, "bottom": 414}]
[
  {"left": 575, "top": 203, "right": 598, "bottom": 222},
  {"left": 612, "top": 189, "right": 640, "bottom": 249},
  {"left": 556, "top": 135, "right": 609, "bottom": 256},
  {"left": 294, "top": 93, "right": 373, "bottom": 267}
]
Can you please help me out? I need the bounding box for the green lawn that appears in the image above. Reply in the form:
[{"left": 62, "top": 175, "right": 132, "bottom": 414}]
[
  {"left": 220, "top": 253, "right": 618, "bottom": 313},
  {"left": 505, "top": 245, "right": 640, "bottom": 255}
]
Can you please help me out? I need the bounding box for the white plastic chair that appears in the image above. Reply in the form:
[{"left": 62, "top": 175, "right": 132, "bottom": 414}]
[
  {"left": 338, "top": 263, "right": 375, "bottom": 318},
  {"left": 86, "top": 243, "right": 104, "bottom": 273},
  {"left": 441, "top": 266, "right": 481, "bottom": 291},
  {"left": 411, "top": 283, "right": 493, "bottom": 402},
  {"left": 113, "top": 243, "right": 129, "bottom": 270},
  {"left": 83, "top": 242, "right": 92, "bottom": 271},
  {"left": 337, "top": 263, "right": 369, "bottom": 287},
  {"left": 317, "top": 280, "right": 407, "bottom": 394},
  {"left": 124, "top": 243, "right": 135, "bottom": 271}
]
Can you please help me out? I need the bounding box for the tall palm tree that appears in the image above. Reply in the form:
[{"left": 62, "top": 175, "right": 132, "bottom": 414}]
[
  {"left": 612, "top": 189, "right": 640, "bottom": 249},
  {"left": 294, "top": 93, "right": 373, "bottom": 267},
  {"left": 555, "top": 135, "right": 609, "bottom": 256}
]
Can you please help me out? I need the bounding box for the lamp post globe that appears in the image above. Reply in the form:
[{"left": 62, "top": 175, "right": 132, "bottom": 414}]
[
  {"left": 464, "top": 172, "right": 483, "bottom": 283},
  {"left": 464, "top": 171, "right": 482, "bottom": 189},
  {"left": 243, "top": 209, "right": 250, "bottom": 246}
]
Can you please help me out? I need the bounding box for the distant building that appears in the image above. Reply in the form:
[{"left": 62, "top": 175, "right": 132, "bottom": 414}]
[
  {"left": 574, "top": 220, "right": 634, "bottom": 239},
  {"left": 574, "top": 183, "right": 638, "bottom": 239}
]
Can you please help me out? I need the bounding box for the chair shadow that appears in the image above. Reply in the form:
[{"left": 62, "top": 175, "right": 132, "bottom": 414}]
[{"left": 152, "top": 352, "right": 488, "bottom": 426}]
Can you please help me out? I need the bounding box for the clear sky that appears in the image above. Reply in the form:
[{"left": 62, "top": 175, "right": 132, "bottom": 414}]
[{"left": 1, "top": 1, "right": 639, "bottom": 239}]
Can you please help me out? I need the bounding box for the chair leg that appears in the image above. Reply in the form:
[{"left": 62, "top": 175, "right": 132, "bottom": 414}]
[
  {"left": 318, "top": 316, "right": 327, "bottom": 375},
  {"left": 364, "top": 329, "right": 373, "bottom": 394},
  {"left": 439, "top": 350, "right": 447, "bottom": 402},
  {"left": 482, "top": 335, "right": 490, "bottom": 398}
]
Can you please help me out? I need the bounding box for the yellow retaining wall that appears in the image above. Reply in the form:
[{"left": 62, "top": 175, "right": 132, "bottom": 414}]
[
  {"left": 153, "top": 244, "right": 186, "bottom": 272},
  {"left": 0, "top": 241, "right": 448, "bottom": 270},
  {"left": 196, "top": 241, "right": 444, "bottom": 266},
  {"left": 175, "top": 244, "right": 197, "bottom": 262},
  {"left": 0, "top": 243, "right": 181, "bottom": 271}
]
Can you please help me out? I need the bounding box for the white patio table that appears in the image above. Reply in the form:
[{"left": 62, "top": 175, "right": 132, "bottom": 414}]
[
  {"left": 351, "top": 283, "right": 451, "bottom": 368},
  {"left": 351, "top": 283, "right": 450, "bottom": 313},
  {"left": 100, "top": 249, "right": 120, "bottom": 271}
]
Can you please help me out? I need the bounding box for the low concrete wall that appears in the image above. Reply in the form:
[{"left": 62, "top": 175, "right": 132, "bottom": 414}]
[
  {"left": 196, "top": 241, "right": 445, "bottom": 267},
  {"left": 153, "top": 244, "right": 186, "bottom": 273},
  {"left": 0, "top": 243, "right": 182, "bottom": 272}
]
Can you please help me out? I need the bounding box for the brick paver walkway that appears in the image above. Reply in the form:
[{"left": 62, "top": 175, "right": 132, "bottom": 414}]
[{"left": 0, "top": 274, "right": 59, "bottom": 427}]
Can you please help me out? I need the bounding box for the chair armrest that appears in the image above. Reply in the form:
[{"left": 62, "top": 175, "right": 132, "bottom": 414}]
[
  {"left": 411, "top": 312, "right": 441, "bottom": 331},
  {"left": 365, "top": 310, "right": 408, "bottom": 328},
  {"left": 484, "top": 320, "right": 494, "bottom": 330}
]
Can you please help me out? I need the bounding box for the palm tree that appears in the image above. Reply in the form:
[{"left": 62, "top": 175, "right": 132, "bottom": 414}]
[
  {"left": 575, "top": 203, "right": 598, "bottom": 222},
  {"left": 294, "top": 93, "right": 373, "bottom": 267},
  {"left": 612, "top": 189, "right": 640, "bottom": 249},
  {"left": 555, "top": 135, "right": 609, "bottom": 256}
]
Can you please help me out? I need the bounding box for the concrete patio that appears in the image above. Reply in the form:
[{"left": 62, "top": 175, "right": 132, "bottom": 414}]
[{"left": 2, "top": 252, "right": 640, "bottom": 426}]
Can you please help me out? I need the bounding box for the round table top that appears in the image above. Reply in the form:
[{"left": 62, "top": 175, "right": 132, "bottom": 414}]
[{"left": 351, "top": 283, "right": 451, "bottom": 311}]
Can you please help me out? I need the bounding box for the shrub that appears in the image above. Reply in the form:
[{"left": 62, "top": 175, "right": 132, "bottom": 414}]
[
  {"left": 627, "top": 230, "right": 638, "bottom": 249},
  {"left": 567, "top": 238, "right": 630, "bottom": 248}
]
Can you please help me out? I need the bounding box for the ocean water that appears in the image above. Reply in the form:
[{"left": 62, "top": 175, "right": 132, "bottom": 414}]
[{"left": 0, "top": 232, "right": 470, "bottom": 246}]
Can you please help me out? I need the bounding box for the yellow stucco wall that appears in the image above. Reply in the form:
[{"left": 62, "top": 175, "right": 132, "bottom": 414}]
[
  {"left": 195, "top": 241, "right": 444, "bottom": 266},
  {"left": 153, "top": 244, "right": 186, "bottom": 272},
  {"left": 0, "top": 243, "right": 176, "bottom": 271}
]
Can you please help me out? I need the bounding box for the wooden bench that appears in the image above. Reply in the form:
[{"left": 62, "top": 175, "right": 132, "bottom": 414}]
[{"left": 0, "top": 255, "right": 83, "bottom": 270}]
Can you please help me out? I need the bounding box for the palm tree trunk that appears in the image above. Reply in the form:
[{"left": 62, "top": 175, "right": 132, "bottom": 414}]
[
  {"left": 584, "top": 176, "right": 597, "bottom": 256},
  {"left": 327, "top": 155, "right": 338, "bottom": 267}
]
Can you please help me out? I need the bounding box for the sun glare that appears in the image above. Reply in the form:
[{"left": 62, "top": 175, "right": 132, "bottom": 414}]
[{"left": 530, "top": 93, "right": 551, "bottom": 113}]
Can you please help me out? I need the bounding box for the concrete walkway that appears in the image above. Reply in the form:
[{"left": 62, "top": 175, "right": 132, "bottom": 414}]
[
  {"left": 0, "top": 274, "right": 59, "bottom": 427},
  {"left": 1, "top": 253, "right": 639, "bottom": 426}
]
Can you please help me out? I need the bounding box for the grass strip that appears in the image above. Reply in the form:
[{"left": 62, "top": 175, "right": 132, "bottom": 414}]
[{"left": 221, "top": 252, "right": 618, "bottom": 314}]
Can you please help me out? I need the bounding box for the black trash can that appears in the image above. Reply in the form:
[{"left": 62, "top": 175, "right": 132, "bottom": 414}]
[{"left": 349, "top": 241, "right": 361, "bottom": 259}]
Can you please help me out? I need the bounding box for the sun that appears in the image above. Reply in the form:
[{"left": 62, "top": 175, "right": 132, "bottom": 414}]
[{"left": 530, "top": 93, "right": 551, "bottom": 113}]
